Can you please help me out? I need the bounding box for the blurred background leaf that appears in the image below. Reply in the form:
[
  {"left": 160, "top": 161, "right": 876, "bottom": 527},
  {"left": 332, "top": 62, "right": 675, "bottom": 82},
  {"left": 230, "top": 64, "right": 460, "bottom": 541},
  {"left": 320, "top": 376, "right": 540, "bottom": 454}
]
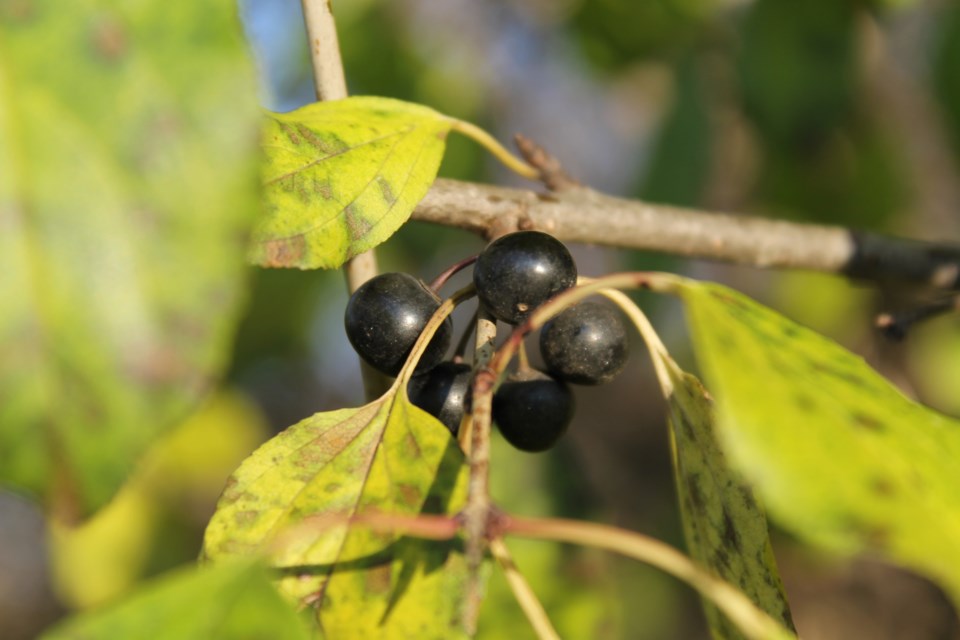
[{"left": 0, "top": 0, "right": 261, "bottom": 518}]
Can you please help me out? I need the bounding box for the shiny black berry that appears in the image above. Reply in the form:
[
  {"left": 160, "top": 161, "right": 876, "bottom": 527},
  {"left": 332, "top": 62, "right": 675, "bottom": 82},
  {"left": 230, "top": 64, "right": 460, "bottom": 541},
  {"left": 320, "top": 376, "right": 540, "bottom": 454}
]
[
  {"left": 408, "top": 361, "right": 472, "bottom": 435},
  {"left": 540, "top": 302, "right": 629, "bottom": 385},
  {"left": 473, "top": 231, "right": 577, "bottom": 324},
  {"left": 493, "top": 370, "right": 574, "bottom": 452},
  {"left": 344, "top": 272, "right": 452, "bottom": 377}
]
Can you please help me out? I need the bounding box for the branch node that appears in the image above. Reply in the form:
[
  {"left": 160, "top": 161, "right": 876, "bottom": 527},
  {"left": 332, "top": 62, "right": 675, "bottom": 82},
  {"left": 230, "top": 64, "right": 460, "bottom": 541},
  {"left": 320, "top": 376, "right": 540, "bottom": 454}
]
[{"left": 514, "top": 133, "right": 579, "bottom": 192}]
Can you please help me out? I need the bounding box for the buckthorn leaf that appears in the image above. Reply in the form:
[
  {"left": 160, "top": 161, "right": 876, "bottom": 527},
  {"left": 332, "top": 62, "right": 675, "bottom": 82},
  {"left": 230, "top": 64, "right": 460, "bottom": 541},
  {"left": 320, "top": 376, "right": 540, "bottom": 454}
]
[
  {"left": 202, "top": 385, "right": 471, "bottom": 636},
  {"left": 0, "top": 0, "right": 260, "bottom": 518},
  {"left": 254, "top": 97, "right": 452, "bottom": 269},
  {"left": 677, "top": 280, "right": 960, "bottom": 605},
  {"left": 660, "top": 359, "right": 795, "bottom": 638},
  {"left": 41, "top": 560, "right": 309, "bottom": 640}
]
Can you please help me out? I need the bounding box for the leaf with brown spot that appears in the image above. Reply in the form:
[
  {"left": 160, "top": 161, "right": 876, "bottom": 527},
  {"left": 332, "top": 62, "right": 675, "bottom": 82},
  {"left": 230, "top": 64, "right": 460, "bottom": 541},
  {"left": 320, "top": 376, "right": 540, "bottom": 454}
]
[
  {"left": 675, "top": 279, "right": 960, "bottom": 606},
  {"left": 253, "top": 96, "right": 453, "bottom": 269},
  {"left": 202, "top": 384, "right": 471, "bottom": 637}
]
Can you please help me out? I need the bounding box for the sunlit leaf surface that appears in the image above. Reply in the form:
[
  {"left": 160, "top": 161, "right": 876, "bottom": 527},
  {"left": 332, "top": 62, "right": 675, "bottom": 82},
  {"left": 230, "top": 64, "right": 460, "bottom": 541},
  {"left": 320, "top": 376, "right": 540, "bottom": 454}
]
[
  {"left": 0, "top": 1, "right": 260, "bottom": 517},
  {"left": 42, "top": 560, "right": 310, "bottom": 640},
  {"left": 678, "top": 280, "right": 960, "bottom": 604},
  {"left": 254, "top": 96, "right": 451, "bottom": 269},
  {"left": 203, "top": 386, "right": 470, "bottom": 637}
]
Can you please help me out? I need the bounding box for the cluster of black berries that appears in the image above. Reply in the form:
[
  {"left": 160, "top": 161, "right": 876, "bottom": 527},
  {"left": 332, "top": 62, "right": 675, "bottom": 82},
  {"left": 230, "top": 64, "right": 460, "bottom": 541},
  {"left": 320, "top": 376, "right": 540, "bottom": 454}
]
[{"left": 344, "top": 231, "right": 629, "bottom": 453}]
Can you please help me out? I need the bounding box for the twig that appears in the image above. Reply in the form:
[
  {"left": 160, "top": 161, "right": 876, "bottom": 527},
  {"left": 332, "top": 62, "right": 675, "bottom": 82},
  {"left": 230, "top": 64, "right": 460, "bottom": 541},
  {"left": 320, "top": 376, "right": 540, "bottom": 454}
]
[
  {"left": 412, "top": 179, "right": 960, "bottom": 290},
  {"left": 489, "top": 538, "right": 561, "bottom": 640},
  {"left": 514, "top": 133, "right": 578, "bottom": 192},
  {"left": 300, "top": 0, "right": 347, "bottom": 101},
  {"left": 875, "top": 295, "right": 960, "bottom": 341},
  {"left": 461, "top": 308, "right": 498, "bottom": 632},
  {"left": 300, "top": 0, "right": 387, "bottom": 399}
]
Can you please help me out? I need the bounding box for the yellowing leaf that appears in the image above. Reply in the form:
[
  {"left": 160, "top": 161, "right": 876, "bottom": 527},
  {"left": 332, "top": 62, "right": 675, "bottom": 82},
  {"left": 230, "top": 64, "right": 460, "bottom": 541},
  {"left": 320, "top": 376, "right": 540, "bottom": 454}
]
[
  {"left": 662, "top": 362, "right": 795, "bottom": 639},
  {"left": 253, "top": 97, "right": 452, "bottom": 269},
  {"left": 202, "top": 386, "right": 470, "bottom": 636},
  {"left": 676, "top": 280, "right": 960, "bottom": 605},
  {"left": 0, "top": 1, "right": 261, "bottom": 517},
  {"left": 41, "top": 560, "right": 310, "bottom": 640}
]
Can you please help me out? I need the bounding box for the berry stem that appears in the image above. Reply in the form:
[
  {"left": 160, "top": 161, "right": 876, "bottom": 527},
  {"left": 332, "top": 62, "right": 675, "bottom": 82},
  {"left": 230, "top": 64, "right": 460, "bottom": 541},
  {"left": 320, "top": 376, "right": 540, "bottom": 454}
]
[
  {"left": 592, "top": 285, "right": 674, "bottom": 395},
  {"left": 501, "top": 515, "right": 797, "bottom": 640},
  {"left": 395, "top": 285, "right": 476, "bottom": 388},
  {"left": 516, "top": 341, "right": 531, "bottom": 373},
  {"left": 429, "top": 253, "right": 479, "bottom": 293}
]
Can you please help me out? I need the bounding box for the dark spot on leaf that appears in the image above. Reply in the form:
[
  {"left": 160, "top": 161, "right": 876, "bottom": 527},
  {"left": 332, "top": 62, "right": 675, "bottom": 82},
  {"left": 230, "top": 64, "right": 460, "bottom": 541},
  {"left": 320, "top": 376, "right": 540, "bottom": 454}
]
[
  {"left": 295, "top": 123, "right": 338, "bottom": 155},
  {"left": 722, "top": 512, "right": 741, "bottom": 551},
  {"left": 793, "top": 393, "right": 817, "bottom": 413},
  {"left": 364, "top": 563, "right": 393, "bottom": 595},
  {"left": 851, "top": 412, "right": 885, "bottom": 432},
  {"left": 278, "top": 121, "right": 301, "bottom": 146},
  {"left": 234, "top": 510, "right": 259, "bottom": 527},
  {"left": 397, "top": 484, "right": 422, "bottom": 508},
  {"left": 344, "top": 205, "right": 371, "bottom": 242},
  {"left": 221, "top": 477, "right": 240, "bottom": 501},
  {"left": 325, "top": 482, "right": 341, "bottom": 494},
  {"left": 871, "top": 477, "right": 896, "bottom": 497},
  {"left": 261, "top": 236, "right": 306, "bottom": 267},
  {"left": 686, "top": 474, "right": 705, "bottom": 511},
  {"left": 377, "top": 176, "right": 396, "bottom": 205},
  {"left": 811, "top": 361, "right": 866, "bottom": 389},
  {"left": 711, "top": 546, "right": 732, "bottom": 570},
  {"left": 435, "top": 129, "right": 448, "bottom": 141},
  {"left": 313, "top": 177, "right": 334, "bottom": 200}
]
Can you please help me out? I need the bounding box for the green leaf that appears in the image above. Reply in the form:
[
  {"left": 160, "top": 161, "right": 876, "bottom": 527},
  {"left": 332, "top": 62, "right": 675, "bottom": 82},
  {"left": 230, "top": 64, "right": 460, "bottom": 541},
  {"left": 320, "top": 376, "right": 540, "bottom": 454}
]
[
  {"left": 42, "top": 560, "right": 310, "bottom": 640},
  {"left": 676, "top": 280, "right": 960, "bottom": 605},
  {"left": 254, "top": 96, "right": 452, "bottom": 269},
  {"left": 202, "top": 386, "right": 470, "bottom": 635},
  {"left": 0, "top": 2, "right": 260, "bottom": 517},
  {"left": 662, "top": 360, "right": 795, "bottom": 639}
]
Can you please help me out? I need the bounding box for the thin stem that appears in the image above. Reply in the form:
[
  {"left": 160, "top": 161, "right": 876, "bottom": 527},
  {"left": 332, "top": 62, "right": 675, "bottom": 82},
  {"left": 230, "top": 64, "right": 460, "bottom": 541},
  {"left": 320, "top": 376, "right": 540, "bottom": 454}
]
[
  {"left": 516, "top": 341, "right": 530, "bottom": 373},
  {"left": 449, "top": 119, "right": 541, "bottom": 181},
  {"left": 503, "top": 516, "right": 797, "bottom": 640},
  {"left": 489, "top": 538, "right": 561, "bottom": 640},
  {"left": 593, "top": 285, "right": 674, "bottom": 395},
  {"left": 397, "top": 285, "right": 476, "bottom": 388},
  {"left": 429, "top": 254, "right": 479, "bottom": 292},
  {"left": 490, "top": 272, "right": 684, "bottom": 380}
]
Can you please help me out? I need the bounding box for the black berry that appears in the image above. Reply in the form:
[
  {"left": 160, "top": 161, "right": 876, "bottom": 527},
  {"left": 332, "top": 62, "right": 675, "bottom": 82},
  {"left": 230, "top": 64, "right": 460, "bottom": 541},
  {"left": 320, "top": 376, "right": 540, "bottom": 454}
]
[
  {"left": 344, "top": 272, "right": 451, "bottom": 377},
  {"left": 493, "top": 370, "right": 574, "bottom": 452},
  {"left": 473, "top": 231, "right": 577, "bottom": 324},
  {"left": 540, "top": 302, "right": 629, "bottom": 385},
  {"left": 408, "top": 361, "right": 472, "bottom": 435}
]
